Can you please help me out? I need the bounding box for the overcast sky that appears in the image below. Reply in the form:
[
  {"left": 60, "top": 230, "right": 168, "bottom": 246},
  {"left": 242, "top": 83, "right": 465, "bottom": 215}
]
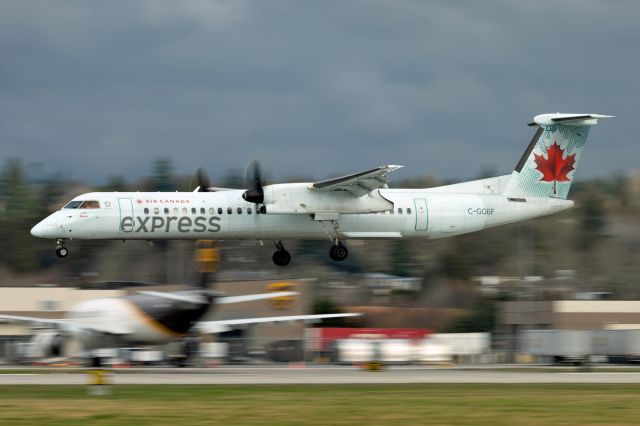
[{"left": 1, "top": 1, "right": 638, "bottom": 185}]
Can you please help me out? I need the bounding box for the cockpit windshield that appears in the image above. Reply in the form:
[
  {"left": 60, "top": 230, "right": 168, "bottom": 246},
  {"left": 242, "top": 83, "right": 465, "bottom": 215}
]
[
  {"left": 63, "top": 201, "right": 83, "bottom": 209},
  {"left": 79, "top": 200, "right": 100, "bottom": 209},
  {"left": 63, "top": 200, "right": 100, "bottom": 209}
]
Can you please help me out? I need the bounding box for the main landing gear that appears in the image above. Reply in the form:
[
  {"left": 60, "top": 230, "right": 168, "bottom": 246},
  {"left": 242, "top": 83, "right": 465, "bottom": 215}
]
[
  {"left": 329, "top": 242, "right": 348, "bottom": 262},
  {"left": 55, "top": 240, "right": 68, "bottom": 258},
  {"left": 272, "top": 241, "right": 291, "bottom": 266}
]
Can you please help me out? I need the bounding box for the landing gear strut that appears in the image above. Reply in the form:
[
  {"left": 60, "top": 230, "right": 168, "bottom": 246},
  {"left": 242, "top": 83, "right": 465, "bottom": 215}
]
[
  {"left": 272, "top": 241, "right": 291, "bottom": 266},
  {"left": 55, "top": 240, "right": 68, "bottom": 258},
  {"left": 329, "top": 242, "right": 348, "bottom": 262}
]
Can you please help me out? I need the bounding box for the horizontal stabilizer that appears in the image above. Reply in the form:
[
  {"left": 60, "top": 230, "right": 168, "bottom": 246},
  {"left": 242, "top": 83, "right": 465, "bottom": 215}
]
[{"left": 528, "top": 113, "right": 614, "bottom": 127}]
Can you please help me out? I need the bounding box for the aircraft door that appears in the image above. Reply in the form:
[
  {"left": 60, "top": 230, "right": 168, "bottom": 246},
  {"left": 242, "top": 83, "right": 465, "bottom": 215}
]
[
  {"left": 414, "top": 198, "right": 428, "bottom": 231},
  {"left": 118, "top": 198, "right": 134, "bottom": 232}
]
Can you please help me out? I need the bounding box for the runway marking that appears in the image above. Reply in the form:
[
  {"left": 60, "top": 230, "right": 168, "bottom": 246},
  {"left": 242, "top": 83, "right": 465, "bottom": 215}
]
[{"left": 0, "top": 374, "right": 38, "bottom": 376}]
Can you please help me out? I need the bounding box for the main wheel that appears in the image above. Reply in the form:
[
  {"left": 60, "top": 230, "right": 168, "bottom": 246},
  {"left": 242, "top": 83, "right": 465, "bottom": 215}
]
[
  {"left": 329, "top": 244, "right": 348, "bottom": 261},
  {"left": 56, "top": 247, "right": 69, "bottom": 258},
  {"left": 272, "top": 249, "right": 291, "bottom": 266}
]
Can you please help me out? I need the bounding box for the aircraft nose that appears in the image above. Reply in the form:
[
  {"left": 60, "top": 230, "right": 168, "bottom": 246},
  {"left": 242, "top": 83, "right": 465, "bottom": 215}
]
[
  {"left": 30, "top": 216, "right": 60, "bottom": 238},
  {"left": 30, "top": 221, "right": 48, "bottom": 238}
]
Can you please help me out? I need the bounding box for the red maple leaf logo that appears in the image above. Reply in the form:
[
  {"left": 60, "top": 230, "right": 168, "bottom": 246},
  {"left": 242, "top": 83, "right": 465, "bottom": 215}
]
[{"left": 533, "top": 141, "right": 575, "bottom": 193}]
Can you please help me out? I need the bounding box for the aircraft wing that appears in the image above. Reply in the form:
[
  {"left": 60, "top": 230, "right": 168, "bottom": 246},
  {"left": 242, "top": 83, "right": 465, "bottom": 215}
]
[
  {"left": 138, "top": 290, "right": 300, "bottom": 306},
  {"left": 196, "top": 313, "right": 362, "bottom": 333},
  {"left": 0, "top": 314, "right": 69, "bottom": 328},
  {"left": 215, "top": 291, "right": 298, "bottom": 305},
  {"left": 310, "top": 165, "right": 403, "bottom": 197},
  {"left": 138, "top": 291, "right": 209, "bottom": 305},
  {"left": 0, "top": 314, "right": 130, "bottom": 335}
]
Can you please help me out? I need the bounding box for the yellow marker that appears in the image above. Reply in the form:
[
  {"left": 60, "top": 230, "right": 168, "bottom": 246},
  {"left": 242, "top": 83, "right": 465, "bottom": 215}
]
[
  {"left": 196, "top": 240, "right": 219, "bottom": 273},
  {"left": 266, "top": 282, "right": 296, "bottom": 309}
]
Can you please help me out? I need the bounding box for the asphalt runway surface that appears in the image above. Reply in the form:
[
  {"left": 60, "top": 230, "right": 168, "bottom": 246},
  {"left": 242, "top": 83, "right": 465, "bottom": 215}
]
[{"left": 3, "top": 366, "right": 640, "bottom": 385}]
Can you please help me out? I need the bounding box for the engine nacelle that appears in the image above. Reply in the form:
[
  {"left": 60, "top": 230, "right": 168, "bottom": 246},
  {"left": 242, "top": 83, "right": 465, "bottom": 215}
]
[
  {"left": 262, "top": 183, "right": 393, "bottom": 214},
  {"left": 31, "top": 332, "right": 66, "bottom": 358}
]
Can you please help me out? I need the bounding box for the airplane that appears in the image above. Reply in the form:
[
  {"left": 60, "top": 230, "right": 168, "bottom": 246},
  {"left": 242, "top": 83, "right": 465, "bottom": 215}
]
[
  {"left": 30, "top": 113, "right": 613, "bottom": 266},
  {"left": 0, "top": 284, "right": 360, "bottom": 363}
]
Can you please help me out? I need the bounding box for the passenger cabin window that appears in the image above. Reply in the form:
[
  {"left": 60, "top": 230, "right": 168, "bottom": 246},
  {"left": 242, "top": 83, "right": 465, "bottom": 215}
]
[
  {"left": 237, "top": 207, "right": 242, "bottom": 214},
  {"left": 154, "top": 208, "right": 159, "bottom": 214},
  {"left": 144, "top": 208, "right": 149, "bottom": 214},
  {"left": 247, "top": 207, "right": 252, "bottom": 215},
  {"left": 79, "top": 200, "right": 100, "bottom": 209},
  {"left": 63, "top": 201, "right": 83, "bottom": 209},
  {"left": 209, "top": 208, "right": 214, "bottom": 215},
  {"left": 200, "top": 208, "right": 205, "bottom": 214},
  {"left": 227, "top": 207, "right": 232, "bottom": 214},
  {"left": 398, "top": 208, "right": 403, "bottom": 214},
  {"left": 191, "top": 208, "right": 196, "bottom": 214},
  {"left": 173, "top": 208, "right": 178, "bottom": 214},
  {"left": 407, "top": 208, "right": 412, "bottom": 214},
  {"left": 218, "top": 208, "right": 223, "bottom": 214},
  {"left": 182, "top": 208, "right": 188, "bottom": 214},
  {"left": 164, "top": 208, "right": 169, "bottom": 214}
]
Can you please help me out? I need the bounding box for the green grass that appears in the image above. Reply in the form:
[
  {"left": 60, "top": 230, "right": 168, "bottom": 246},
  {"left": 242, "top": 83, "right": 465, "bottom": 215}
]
[{"left": 0, "top": 384, "right": 639, "bottom": 425}]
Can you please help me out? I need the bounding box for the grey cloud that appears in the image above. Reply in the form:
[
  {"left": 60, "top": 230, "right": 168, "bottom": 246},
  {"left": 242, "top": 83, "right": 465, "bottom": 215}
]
[{"left": 0, "top": 0, "right": 638, "bottom": 184}]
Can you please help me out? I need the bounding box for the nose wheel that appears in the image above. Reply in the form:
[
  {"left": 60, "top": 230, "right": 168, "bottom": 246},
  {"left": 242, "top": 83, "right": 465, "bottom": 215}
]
[
  {"left": 55, "top": 241, "right": 68, "bottom": 258},
  {"left": 329, "top": 243, "right": 348, "bottom": 262},
  {"left": 272, "top": 241, "right": 291, "bottom": 266}
]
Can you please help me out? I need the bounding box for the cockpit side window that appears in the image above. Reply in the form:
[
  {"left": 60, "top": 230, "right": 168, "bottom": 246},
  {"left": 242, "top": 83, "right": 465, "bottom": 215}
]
[
  {"left": 79, "top": 200, "right": 100, "bottom": 209},
  {"left": 63, "top": 201, "right": 83, "bottom": 209}
]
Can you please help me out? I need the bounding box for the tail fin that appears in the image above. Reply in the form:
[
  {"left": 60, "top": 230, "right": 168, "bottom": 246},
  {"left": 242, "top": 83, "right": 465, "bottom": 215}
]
[{"left": 503, "top": 113, "right": 613, "bottom": 199}]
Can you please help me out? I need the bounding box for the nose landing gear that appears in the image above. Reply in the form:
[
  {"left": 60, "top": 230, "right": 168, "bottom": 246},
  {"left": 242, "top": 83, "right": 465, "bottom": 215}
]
[
  {"left": 329, "top": 242, "right": 348, "bottom": 262},
  {"left": 55, "top": 240, "right": 68, "bottom": 258},
  {"left": 272, "top": 241, "right": 291, "bottom": 266}
]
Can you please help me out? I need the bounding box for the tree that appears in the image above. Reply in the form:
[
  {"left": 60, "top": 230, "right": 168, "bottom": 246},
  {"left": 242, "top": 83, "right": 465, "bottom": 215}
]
[
  {"left": 151, "top": 158, "right": 175, "bottom": 192},
  {"left": 444, "top": 297, "right": 496, "bottom": 332},
  {"left": 311, "top": 298, "right": 350, "bottom": 327},
  {"left": 390, "top": 239, "right": 413, "bottom": 277},
  {"left": 0, "top": 158, "right": 42, "bottom": 271},
  {"left": 575, "top": 186, "right": 606, "bottom": 252}
]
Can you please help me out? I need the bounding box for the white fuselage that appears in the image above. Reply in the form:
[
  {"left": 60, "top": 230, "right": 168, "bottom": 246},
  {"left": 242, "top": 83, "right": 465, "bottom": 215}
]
[
  {"left": 32, "top": 183, "right": 574, "bottom": 242},
  {"left": 66, "top": 296, "right": 207, "bottom": 348}
]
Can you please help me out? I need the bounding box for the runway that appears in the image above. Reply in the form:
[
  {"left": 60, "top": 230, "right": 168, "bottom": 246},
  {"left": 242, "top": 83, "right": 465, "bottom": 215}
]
[{"left": 3, "top": 366, "right": 640, "bottom": 385}]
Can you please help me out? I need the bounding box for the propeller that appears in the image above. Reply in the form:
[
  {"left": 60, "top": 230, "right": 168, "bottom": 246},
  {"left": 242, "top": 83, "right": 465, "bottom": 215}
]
[
  {"left": 242, "top": 160, "right": 264, "bottom": 204},
  {"left": 192, "top": 167, "right": 212, "bottom": 192}
]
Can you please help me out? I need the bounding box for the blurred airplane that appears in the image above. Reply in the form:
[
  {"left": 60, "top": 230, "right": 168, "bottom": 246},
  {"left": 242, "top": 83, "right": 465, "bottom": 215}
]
[
  {"left": 31, "top": 113, "right": 612, "bottom": 265},
  {"left": 0, "top": 286, "right": 359, "bottom": 362}
]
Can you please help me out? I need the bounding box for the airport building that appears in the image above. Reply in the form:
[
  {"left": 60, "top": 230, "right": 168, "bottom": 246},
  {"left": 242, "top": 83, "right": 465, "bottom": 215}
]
[
  {"left": 499, "top": 300, "right": 640, "bottom": 332},
  {"left": 498, "top": 300, "right": 640, "bottom": 361}
]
